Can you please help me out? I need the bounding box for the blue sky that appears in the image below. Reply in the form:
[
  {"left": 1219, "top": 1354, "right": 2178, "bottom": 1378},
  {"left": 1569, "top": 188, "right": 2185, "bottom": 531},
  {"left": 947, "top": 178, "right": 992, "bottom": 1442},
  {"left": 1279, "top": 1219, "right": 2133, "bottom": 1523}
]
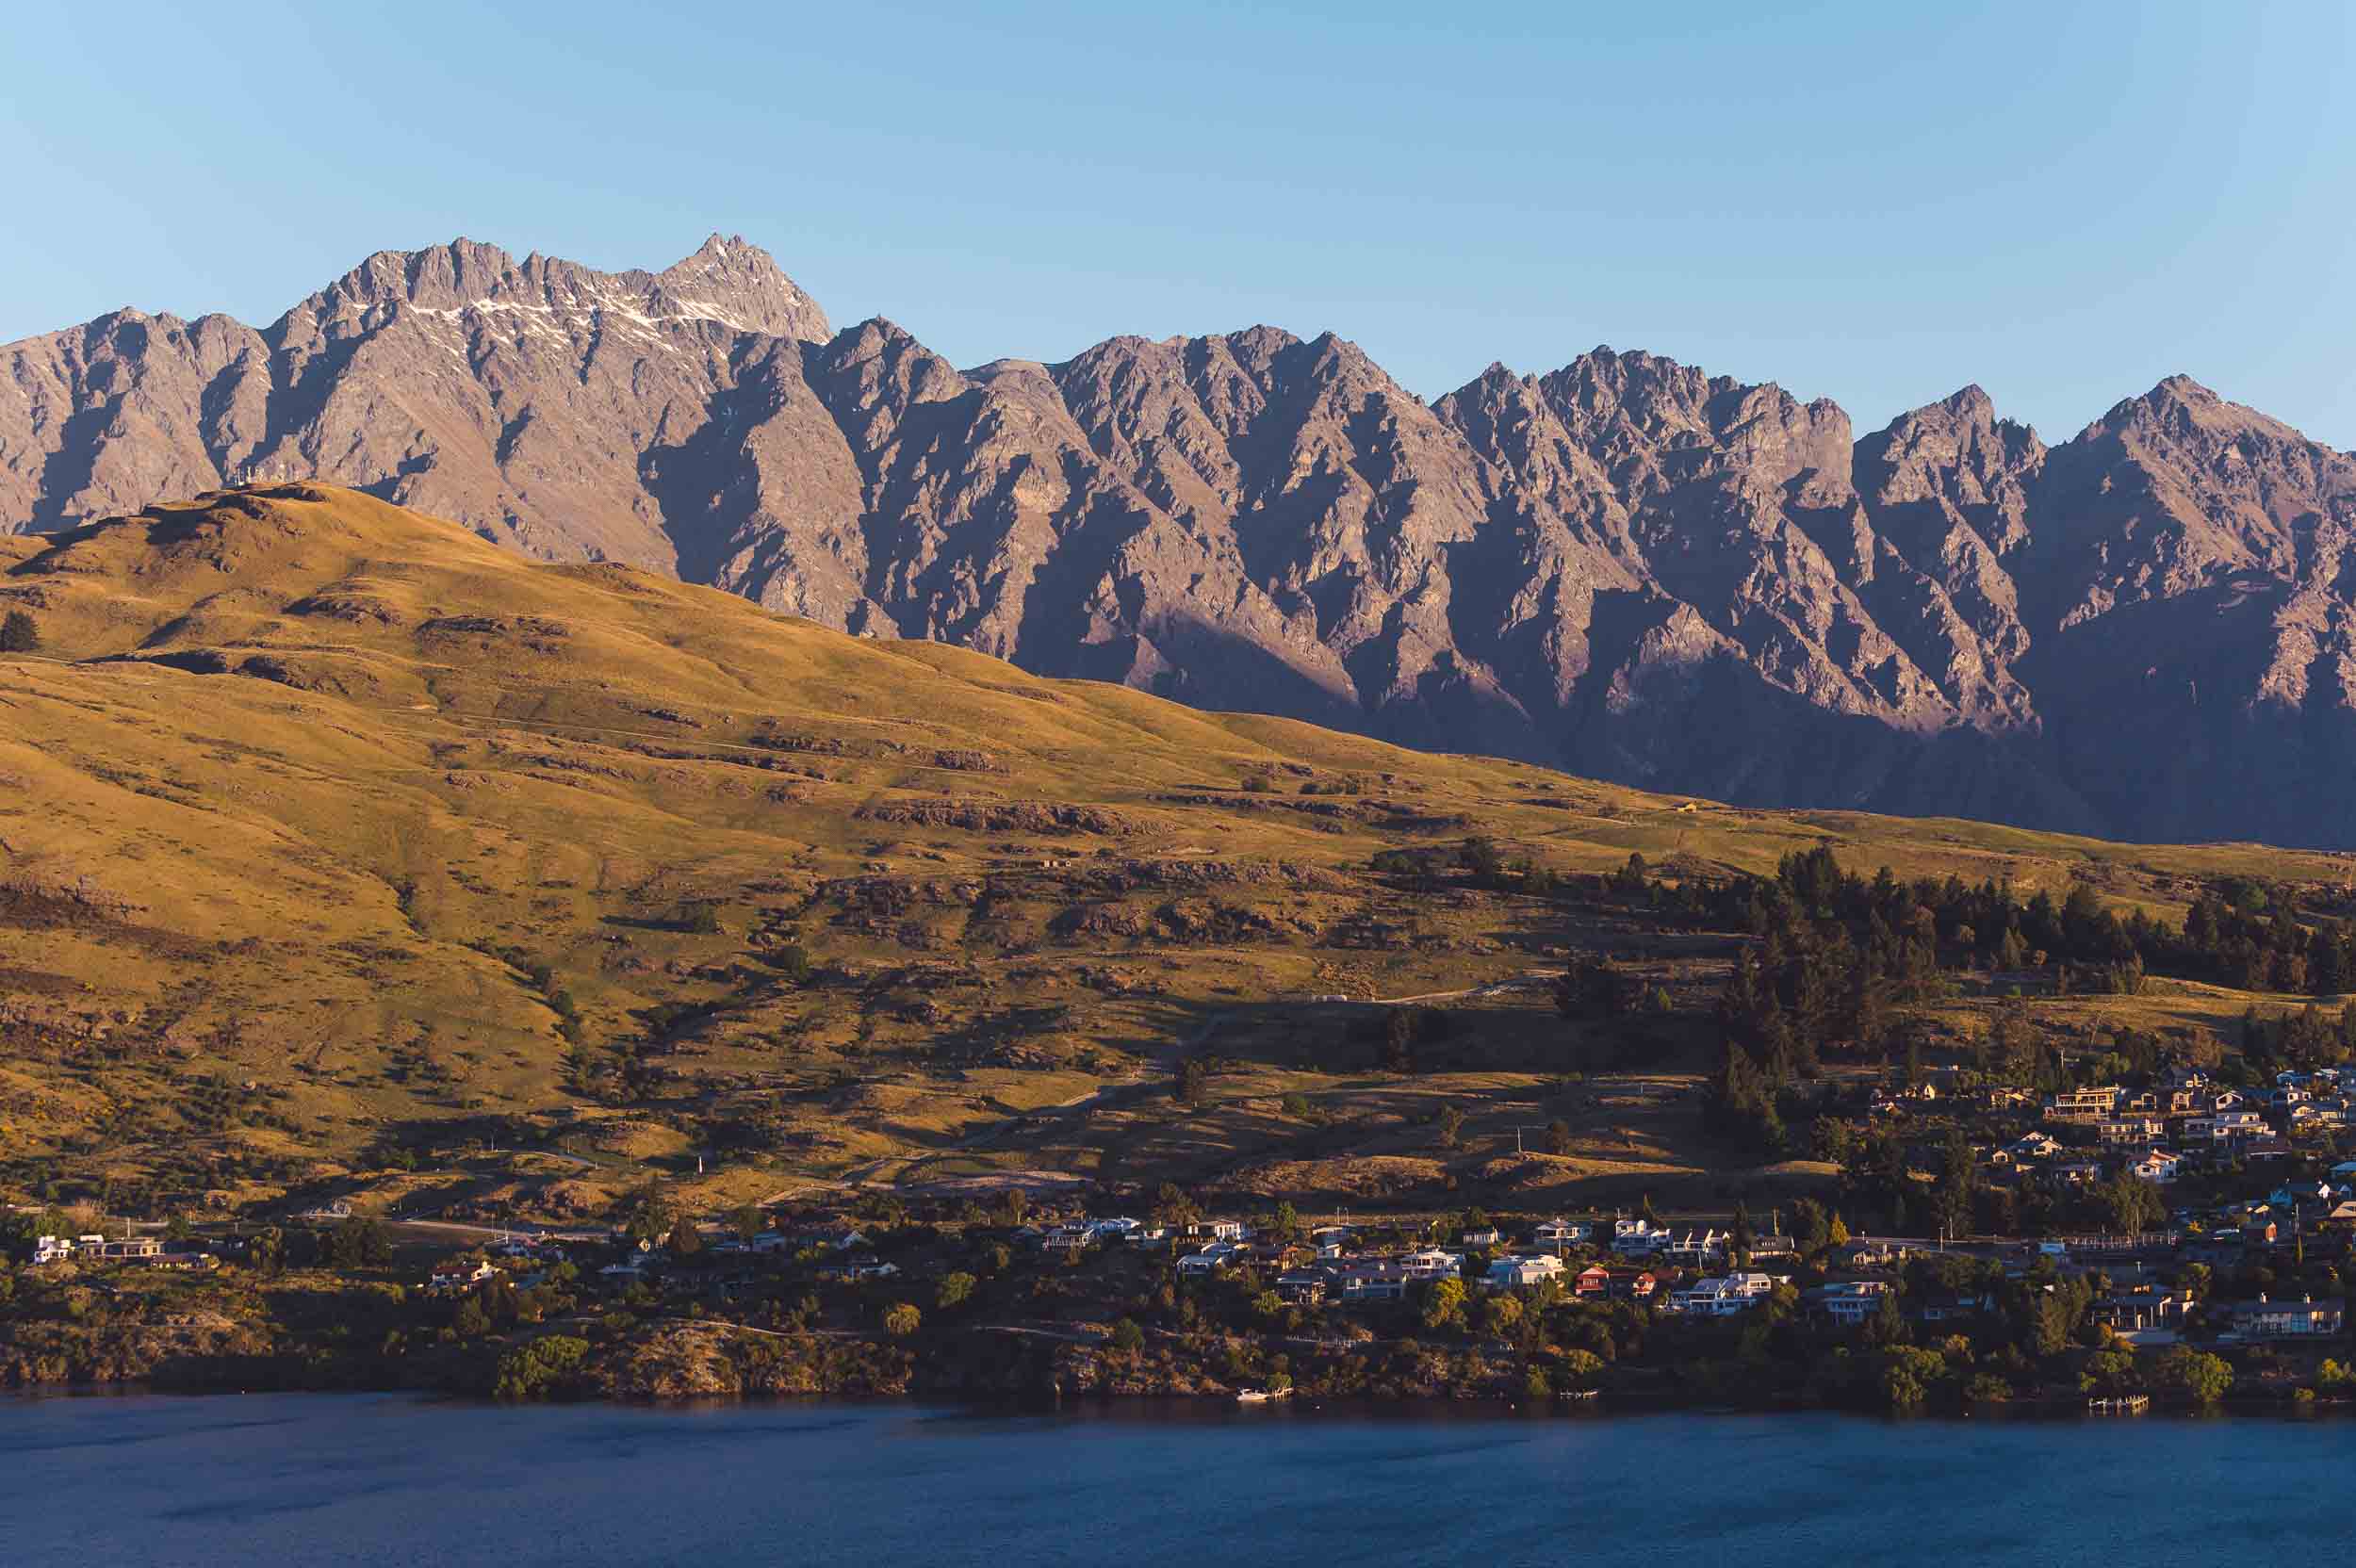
[{"left": 8, "top": 1, "right": 2351, "bottom": 445}]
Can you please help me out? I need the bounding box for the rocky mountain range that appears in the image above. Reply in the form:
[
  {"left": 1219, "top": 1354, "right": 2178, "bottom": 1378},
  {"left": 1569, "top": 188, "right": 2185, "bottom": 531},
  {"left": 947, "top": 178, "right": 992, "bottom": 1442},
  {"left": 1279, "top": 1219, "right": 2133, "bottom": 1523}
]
[{"left": 8, "top": 237, "right": 2356, "bottom": 846}]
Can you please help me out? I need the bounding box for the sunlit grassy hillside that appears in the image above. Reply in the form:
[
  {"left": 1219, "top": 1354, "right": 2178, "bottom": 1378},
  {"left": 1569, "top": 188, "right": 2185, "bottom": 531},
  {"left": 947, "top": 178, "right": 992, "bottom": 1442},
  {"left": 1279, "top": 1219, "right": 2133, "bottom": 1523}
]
[{"left": 1, "top": 484, "right": 2345, "bottom": 1222}]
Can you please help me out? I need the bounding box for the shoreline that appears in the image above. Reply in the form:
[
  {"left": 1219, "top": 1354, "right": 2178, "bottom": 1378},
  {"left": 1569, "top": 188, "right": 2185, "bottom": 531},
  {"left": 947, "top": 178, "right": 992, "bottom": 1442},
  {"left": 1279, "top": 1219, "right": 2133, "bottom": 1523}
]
[{"left": 8, "top": 1378, "right": 2345, "bottom": 1426}]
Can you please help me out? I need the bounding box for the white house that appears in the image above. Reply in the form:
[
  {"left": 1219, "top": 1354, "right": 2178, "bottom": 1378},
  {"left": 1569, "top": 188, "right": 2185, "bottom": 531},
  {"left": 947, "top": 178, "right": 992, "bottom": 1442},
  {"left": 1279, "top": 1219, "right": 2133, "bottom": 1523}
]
[
  {"left": 1532, "top": 1218, "right": 1592, "bottom": 1249},
  {"left": 1664, "top": 1228, "right": 1729, "bottom": 1267},
  {"left": 2127, "top": 1149, "right": 2183, "bottom": 1184},
  {"left": 1185, "top": 1219, "right": 1247, "bottom": 1244},
  {"left": 1040, "top": 1223, "right": 1095, "bottom": 1253},
  {"left": 1611, "top": 1218, "right": 1671, "bottom": 1255},
  {"left": 1669, "top": 1272, "right": 1781, "bottom": 1317},
  {"left": 1483, "top": 1254, "right": 1567, "bottom": 1291}
]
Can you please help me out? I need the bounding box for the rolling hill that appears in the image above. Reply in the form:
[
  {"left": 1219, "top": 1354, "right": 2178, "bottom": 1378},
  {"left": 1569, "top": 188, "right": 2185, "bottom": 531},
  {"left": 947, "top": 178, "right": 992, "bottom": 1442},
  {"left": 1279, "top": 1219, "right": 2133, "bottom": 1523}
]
[{"left": 0, "top": 485, "right": 2348, "bottom": 1225}]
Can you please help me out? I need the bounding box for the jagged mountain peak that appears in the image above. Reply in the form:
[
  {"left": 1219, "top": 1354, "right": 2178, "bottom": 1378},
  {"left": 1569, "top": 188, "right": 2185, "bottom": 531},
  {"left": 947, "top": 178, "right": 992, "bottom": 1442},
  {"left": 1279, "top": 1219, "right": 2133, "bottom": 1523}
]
[
  {"left": 274, "top": 236, "right": 829, "bottom": 342},
  {"left": 1934, "top": 383, "right": 1995, "bottom": 419},
  {"left": 649, "top": 233, "right": 829, "bottom": 340},
  {"left": 287, "top": 237, "right": 519, "bottom": 318},
  {"left": 10, "top": 243, "right": 2356, "bottom": 846},
  {"left": 2081, "top": 372, "right": 2253, "bottom": 437}
]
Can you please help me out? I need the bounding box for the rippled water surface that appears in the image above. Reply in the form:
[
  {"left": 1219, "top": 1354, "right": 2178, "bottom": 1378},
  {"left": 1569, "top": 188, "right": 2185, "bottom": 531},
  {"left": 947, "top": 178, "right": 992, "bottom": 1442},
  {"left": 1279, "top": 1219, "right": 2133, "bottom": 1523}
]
[{"left": 8, "top": 1394, "right": 2352, "bottom": 1566}]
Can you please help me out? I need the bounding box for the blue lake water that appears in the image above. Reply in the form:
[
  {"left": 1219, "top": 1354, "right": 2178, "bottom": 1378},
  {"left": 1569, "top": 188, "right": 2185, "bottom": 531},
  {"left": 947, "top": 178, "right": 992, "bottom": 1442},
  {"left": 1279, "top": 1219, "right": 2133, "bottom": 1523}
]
[{"left": 7, "top": 1394, "right": 2352, "bottom": 1566}]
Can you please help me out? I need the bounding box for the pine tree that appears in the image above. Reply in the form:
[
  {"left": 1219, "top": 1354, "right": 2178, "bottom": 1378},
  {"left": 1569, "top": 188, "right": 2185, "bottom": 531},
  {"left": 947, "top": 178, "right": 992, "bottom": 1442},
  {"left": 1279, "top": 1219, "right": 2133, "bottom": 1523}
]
[{"left": 0, "top": 610, "right": 37, "bottom": 654}]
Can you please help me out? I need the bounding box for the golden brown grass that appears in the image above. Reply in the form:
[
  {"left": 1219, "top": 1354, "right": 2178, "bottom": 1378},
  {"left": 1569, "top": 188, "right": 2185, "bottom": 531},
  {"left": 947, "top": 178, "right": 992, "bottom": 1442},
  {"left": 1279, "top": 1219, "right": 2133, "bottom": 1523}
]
[{"left": 1, "top": 483, "right": 2345, "bottom": 1219}]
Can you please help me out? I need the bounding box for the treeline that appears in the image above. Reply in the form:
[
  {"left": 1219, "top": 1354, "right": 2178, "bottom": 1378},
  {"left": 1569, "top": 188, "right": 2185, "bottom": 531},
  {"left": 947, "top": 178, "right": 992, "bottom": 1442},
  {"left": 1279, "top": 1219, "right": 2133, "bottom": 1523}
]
[
  {"left": 1414, "top": 835, "right": 2348, "bottom": 1004},
  {"left": 1690, "top": 847, "right": 2353, "bottom": 999}
]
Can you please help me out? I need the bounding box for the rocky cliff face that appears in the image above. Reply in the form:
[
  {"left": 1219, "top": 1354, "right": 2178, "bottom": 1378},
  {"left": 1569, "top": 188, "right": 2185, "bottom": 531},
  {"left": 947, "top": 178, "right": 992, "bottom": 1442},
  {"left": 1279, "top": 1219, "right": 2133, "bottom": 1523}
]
[
  {"left": 9, "top": 238, "right": 2356, "bottom": 844},
  {"left": 1, "top": 236, "right": 831, "bottom": 570}
]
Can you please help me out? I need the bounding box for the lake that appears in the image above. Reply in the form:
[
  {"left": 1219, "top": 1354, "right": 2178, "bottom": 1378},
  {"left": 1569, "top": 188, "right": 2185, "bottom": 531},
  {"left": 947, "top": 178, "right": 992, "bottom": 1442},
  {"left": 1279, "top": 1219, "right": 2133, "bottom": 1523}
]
[{"left": 8, "top": 1394, "right": 2351, "bottom": 1565}]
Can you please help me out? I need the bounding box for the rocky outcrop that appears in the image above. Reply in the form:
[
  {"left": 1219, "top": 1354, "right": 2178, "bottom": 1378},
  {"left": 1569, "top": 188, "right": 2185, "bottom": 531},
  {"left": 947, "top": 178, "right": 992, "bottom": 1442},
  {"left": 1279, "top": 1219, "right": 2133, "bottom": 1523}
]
[{"left": 12, "top": 238, "right": 2356, "bottom": 843}]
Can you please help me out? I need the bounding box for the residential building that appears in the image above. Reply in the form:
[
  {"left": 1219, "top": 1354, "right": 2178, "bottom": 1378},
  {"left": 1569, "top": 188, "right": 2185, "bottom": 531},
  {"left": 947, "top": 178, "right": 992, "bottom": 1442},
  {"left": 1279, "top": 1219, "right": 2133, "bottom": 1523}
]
[
  {"left": 1669, "top": 1272, "right": 1782, "bottom": 1317},
  {"left": 1808, "top": 1279, "right": 1892, "bottom": 1327},
  {"left": 427, "top": 1260, "right": 501, "bottom": 1293},
  {"left": 1040, "top": 1224, "right": 1094, "bottom": 1253},
  {"left": 2003, "top": 1131, "right": 2062, "bottom": 1162},
  {"left": 2090, "top": 1290, "right": 2186, "bottom": 1341},
  {"left": 1610, "top": 1218, "right": 1671, "bottom": 1255},
  {"left": 1274, "top": 1268, "right": 1329, "bottom": 1305},
  {"left": 1177, "top": 1243, "right": 1240, "bottom": 1278},
  {"left": 2222, "top": 1295, "right": 2346, "bottom": 1339},
  {"left": 91, "top": 1236, "right": 161, "bottom": 1261},
  {"left": 2046, "top": 1086, "right": 2122, "bottom": 1122},
  {"left": 1333, "top": 1260, "right": 1417, "bottom": 1302},
  {"left": 821, "top": 1259, "right": 899, "bottom": 1282},
  {"left": 1533, "top": 1218, "right": 1593, "bottom": 1249},
  {"left": 1607, "top": 1268, "right": 1661, "bottom": 1302},
  {"left": 1913, "top": 1292, "right": 1992, "bottom": 1325},
  {"left": 1837, "top": 1237, "right": 1928, "bottom": 1268},
  {"left": 1664, "top": 1228, "right": 1729, "bottom": 1268},
  {"left": 1483, "top": 1254, "right": 1567, "bottom": 1291}
]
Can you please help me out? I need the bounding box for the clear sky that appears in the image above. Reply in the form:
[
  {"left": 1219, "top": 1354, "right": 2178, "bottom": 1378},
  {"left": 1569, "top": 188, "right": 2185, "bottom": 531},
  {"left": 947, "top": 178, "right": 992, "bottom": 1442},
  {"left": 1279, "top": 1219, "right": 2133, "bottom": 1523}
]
[{"left": 8, "top": 1, "right": 2351, "bottom": 446}]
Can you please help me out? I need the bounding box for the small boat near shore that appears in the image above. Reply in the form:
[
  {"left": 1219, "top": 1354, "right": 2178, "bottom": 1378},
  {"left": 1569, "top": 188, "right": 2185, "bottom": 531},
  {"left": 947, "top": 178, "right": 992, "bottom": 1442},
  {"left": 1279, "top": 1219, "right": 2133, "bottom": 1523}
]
[{"left": 1235, "top": 1386, "right": 1292, "bottom": 1404}]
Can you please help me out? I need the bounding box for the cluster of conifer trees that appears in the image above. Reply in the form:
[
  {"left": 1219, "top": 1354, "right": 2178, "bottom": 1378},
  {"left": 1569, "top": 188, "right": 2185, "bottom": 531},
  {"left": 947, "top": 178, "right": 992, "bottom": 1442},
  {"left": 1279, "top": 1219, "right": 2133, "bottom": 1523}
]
[{"left": 1684, "top": 847, "right": 2352, "bottom": 1156}]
